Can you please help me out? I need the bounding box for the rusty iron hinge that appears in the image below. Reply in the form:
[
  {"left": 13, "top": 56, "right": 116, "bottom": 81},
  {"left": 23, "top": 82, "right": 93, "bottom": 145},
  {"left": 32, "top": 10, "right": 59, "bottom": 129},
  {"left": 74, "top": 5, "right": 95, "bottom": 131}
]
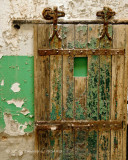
[
  {"left": 97, "top": 7, "right": 115, "bottom": 41},
  {"left": 42, "top": 7, "right": 65, "bottom": 48}
]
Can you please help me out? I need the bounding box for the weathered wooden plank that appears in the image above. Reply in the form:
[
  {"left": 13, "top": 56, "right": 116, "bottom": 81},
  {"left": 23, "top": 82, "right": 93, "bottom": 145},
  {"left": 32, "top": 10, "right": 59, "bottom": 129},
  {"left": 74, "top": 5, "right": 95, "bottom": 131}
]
[
  {"left": 98, "top": 25, "right": 112, "bottom": 160},
  {"left": 63, "top": 130, "right": 74, "bottom": 159},
  {"left": 99, "top": 55, "right": 111, "bottom": 121},
  {"left": 86, "top": 24, "right": 100, "bottom": 160},
  {"left": 50, "top": 55, "right": 62, "bottom": 121},
  {"left": 123, "top": 25, "right": 128, "bottom": 160},
  {"left": 74, "top": 77, "right": 87, "bottom": 120},
  {"left": 86, "top": 131, "right": 97, "bottom": 160},
  {"left": 35, "top": 24, "right": 50, "bottom": 121},
  {"left": 74, "top": 24, "right": 88, "bottom": 120},
  {"left": 62, "top": 24, "right": 75, "bottom": 159},
  {"left": 38, "top": 130, "right": 62, "bottom": 160},
  {"left": 111, "top": 25, "right": 125, "bottom": 160},
  {"left": 74, "top": 24, "right": 87, "bottom": 159},
  {"left": 75, "top": 129, "right": 87, "bottom": 159},
  {"left": 46, "top": 25, "right": 63, "bottom": 160},
  {"left": 62, "top": 24, "right": 74, "bottom": 120}
]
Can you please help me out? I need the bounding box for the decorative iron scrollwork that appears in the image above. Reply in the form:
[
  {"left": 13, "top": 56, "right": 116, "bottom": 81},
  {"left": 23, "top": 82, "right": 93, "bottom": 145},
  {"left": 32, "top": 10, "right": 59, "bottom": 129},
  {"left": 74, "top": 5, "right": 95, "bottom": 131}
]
[
  {"left": 97, "top": 7, "right": 116, "bottom": 41},
  {"left": 42, "top": 7, "right": 65, "bottom": 47}
]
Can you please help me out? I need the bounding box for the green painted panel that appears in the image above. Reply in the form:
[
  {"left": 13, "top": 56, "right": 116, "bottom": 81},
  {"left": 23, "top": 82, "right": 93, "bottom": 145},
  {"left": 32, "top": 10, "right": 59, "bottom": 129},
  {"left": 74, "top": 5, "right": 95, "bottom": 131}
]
[
  {"left": 0, "top": 56, "right": 34, "bottom": 133},
  {"left": 74, "top": 57, "right": 88, "bottom": 77}
]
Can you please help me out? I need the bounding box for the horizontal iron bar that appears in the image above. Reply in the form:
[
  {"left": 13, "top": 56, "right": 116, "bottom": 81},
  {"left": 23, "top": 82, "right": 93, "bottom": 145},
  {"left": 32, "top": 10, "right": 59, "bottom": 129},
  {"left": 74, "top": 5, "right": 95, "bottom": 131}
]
[
  {"left": 38, "top": 49, "right": 125, "bottom": 56},
  {"left": 35, "top": 120, "right": 123, "bottom": 131},
  {"left": 13, "top": 19, "right": 128, "bottom": 24}
]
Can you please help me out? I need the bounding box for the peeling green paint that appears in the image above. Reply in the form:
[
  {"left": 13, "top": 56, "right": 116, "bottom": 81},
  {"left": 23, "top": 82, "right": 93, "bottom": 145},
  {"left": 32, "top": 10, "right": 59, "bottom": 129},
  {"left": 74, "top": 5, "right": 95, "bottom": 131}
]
[
  {"left": 76, "top": 25, "right": 87, "bottom": 34},
  {"left": 0, "top": 56, "right": 34, "bottom": 133},
  {"left": 50, "top": 59, "right": 62, "bottom": 120},
  {"left": 87, "top": 131, "right": 97, "bottom": 160},
  {"left": 74, "top": 41, "right": 87, "bottom": 49},
  {"left": 100, "top": 135, "right": 109, "bottom": 160},
  {"left": 87, "top": 55, "right": 99, "bottom": 120},
  {"left": 65, "top": 78, "right": 73, "bottom": 119},
  {"left": 75, "top": 130, "right": 87, "bottom": 159},
  {"left": 63, "top": 130, "right": 74, "bottom": 159},
  {"left": 87, "top": 37, "right": 98, "bottom": 49},
  {"left": 75, "top": 101, "right": 85, "bottom": 120},
  {"left": 99, "top": 57, "right": 111, "bottom": 120}
]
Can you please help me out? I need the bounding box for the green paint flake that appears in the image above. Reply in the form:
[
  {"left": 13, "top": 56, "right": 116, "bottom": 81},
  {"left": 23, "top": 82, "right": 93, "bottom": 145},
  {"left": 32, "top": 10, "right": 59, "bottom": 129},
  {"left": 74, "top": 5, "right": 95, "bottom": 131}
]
[{"left": 0, "top": 56, "right": 34, "bottom": 133}]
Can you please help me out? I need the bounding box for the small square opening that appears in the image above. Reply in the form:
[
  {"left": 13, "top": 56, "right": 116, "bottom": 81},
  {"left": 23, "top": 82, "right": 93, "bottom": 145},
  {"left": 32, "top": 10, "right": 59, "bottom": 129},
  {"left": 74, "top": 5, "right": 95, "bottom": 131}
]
[{"left": 74, "top": 57, "right": 88, "bottom": 77}]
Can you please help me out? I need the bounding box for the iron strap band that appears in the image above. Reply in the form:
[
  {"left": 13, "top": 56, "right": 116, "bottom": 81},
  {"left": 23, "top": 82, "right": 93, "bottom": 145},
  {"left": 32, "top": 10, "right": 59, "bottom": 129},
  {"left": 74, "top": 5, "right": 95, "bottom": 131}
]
[{"left": 38, "top": 49, "right": 125, "bottom": 56}]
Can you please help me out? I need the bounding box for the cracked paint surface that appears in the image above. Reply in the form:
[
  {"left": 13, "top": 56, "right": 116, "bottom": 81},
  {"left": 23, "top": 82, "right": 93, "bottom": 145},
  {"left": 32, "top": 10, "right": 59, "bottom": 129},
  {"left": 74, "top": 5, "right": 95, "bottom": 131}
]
[{"left": 0, "top": 56, "right": 34, "bottom": 134}]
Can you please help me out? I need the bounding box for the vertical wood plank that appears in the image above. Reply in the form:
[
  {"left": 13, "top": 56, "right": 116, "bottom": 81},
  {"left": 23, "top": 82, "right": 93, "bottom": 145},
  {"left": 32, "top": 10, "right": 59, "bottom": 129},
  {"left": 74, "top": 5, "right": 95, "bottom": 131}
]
[
  {"left": 62, "top": 24, "right": 75, "bottom": 159},
  {"left": 74, "top": 24, "right": 88, "bottom": 159},
  {"left": 98, "top": 25, "right": 112, "bottom": 160},
  {"left": 50, "top": 55, "right": 62, "bottom": 120},
  {"left": 123, "top": 25, "right": 128, "bottom": 160},
  {"left": 111, "top": 25, "right": 125, "bottom": 160},
  {"left": 49, "top": 25, "right": 63, "bottom": 160},
  {"left": 62, "top": 24, "right": 74, "bottom": 120},
  {"left": 74, "top": 24, "right": 88, "bottom": 120},
  {"left": 37, "top": 24, "right": 50, "bottom": 121},
  {"left": 86, "top": 24, "right": 100, "bottom": 160}
]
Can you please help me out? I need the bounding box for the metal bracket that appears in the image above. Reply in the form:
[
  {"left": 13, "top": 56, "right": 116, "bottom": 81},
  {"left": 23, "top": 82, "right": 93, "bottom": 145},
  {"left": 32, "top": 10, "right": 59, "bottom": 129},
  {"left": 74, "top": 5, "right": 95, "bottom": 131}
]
[
  {"left": 97, "top": 7, "right": 115, "bottom": 41},
  {"left": 42, "top": 7, "right": 65, "bottom": 46}
]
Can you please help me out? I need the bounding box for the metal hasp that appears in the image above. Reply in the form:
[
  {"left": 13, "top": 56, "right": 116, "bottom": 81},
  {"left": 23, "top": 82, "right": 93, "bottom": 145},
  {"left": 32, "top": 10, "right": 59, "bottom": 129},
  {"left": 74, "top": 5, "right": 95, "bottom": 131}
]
[
  {"left": 42, "top": 7, "right": 65, "bottom": 47},
  {"left": 97, "top": 7, "right": 115, "bottom": 40}
]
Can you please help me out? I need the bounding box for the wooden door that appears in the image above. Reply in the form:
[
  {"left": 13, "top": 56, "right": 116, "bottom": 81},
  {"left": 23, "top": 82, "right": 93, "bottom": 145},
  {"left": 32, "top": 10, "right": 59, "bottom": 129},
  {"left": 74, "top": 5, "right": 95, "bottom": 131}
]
[{"left": 34, "top": 24, "right": 127, "bottom": 160}]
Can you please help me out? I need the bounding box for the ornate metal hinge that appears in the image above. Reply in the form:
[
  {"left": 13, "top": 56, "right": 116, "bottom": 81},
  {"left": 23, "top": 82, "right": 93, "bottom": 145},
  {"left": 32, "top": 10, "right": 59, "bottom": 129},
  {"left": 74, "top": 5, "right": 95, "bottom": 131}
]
[
  {"left": 97, "top": 7, "right": 115, "bottom": 41},
  {"left": 42, "top": 7, "right": 65, "bottom": 47}
]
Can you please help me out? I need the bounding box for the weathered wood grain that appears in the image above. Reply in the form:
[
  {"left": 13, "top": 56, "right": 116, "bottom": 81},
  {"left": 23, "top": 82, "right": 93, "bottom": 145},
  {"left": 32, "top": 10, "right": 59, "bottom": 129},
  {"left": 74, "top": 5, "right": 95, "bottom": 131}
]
[
  {"left": 87, "top": 24, "right": 100, "bottom": 160},
  {"left": 62, "top": 24, "right": 74, "bottom": 120},
  {"left": 62, "top": 24, "right": 75, "bottom": 159},
  {"left": 98, "top": 25, "right": 112, "bottom": 160},
  {"left": 74, "top": 24, "right": 88, "bottom": 159},
  {"left": 111, "top": 25, "right": 125, "bottom": 160},
  {"left": 35, "top": 24, "right": 50, "bottom": 121}
]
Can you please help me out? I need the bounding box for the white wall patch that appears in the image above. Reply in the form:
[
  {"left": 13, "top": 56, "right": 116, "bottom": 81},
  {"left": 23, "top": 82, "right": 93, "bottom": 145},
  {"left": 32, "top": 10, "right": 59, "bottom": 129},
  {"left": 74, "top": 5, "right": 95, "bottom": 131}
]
[
  {"left": 11, "top": 82, "right": 21, "bottom": 92},
  {"left": 4, "top": 113, "right": 27, "bottom": 136},
  {"left": 7, "top": 99, "right": 24, "bottom": 108},
  {"left": 0, "top": 80, "right": 4, "bottom": 86},
  {"left": 20, "top": 108, "right": 30, "bottom": 115}
]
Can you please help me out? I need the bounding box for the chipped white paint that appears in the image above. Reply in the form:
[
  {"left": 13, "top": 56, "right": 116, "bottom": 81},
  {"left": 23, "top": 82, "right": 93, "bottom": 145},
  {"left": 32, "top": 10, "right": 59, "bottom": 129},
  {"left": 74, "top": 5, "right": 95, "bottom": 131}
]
[
  {"left": 11, "top": 82, "right": 21, "bottom": 92},
  {"left": 7, "top": 99, "right": 24, "bottom": 108},
  {"left": 20, "top": 108, "right": 30, "bottom": 115},
  {"left": 4, "top": 113, "right": 27, "bottom": 136},
  {"left": 0, "top": 80, "right": 4, "bottom": 86}
]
